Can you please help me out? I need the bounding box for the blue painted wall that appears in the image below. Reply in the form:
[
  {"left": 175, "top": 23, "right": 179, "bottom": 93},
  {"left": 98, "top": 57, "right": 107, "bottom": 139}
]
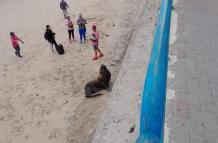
[{"left": 136, "top": 0, "right": 173, "bottom": 142}]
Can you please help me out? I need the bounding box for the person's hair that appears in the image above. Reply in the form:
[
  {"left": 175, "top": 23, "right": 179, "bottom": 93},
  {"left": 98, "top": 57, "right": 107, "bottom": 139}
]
[
  {"left": 92, "top": 25, "right": 96, "bottom": 30},
  {"left": 46, "top": 25, "right": 50, "bottom": 29},
  {"left": 10, "top": 32, "right": 14, "bottom": 36}
]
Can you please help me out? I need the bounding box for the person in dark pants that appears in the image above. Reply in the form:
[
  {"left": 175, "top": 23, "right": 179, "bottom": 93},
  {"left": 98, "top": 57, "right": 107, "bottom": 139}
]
[
  {"left": 77, "top": 14, "right": 87, "bottom": 43},
  {"left": 60, "top": 0, "right": 69, "bottom": 19},
  {"left": 10, "top": 32, "right": 24, "bottom": 58},
  {"left": 44, "top": 25, "right": 58, "bottom": 52},
  {"left": 66, "top": 16, "right": 74, "bottom": 43}
]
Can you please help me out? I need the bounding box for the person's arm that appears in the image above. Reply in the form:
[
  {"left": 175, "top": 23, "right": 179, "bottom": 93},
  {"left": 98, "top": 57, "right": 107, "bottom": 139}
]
[
  {"left": 91, "top": 34, "right": 97, "bottom": 42},
  {"left": 92, "top": 36, "right": 97, "bottom": 41},
  {"left": 17, "top": 37, "right": 24, "bottom": 44},
  {"left": 84, "top": 19, "right": 87, "bottom": 24},
  {"left": 65, "top": 2, "right": 69, "bottom": 8},
  {"left": 77, "top": 19, "right": 80, "bottom": 25},
  {"left": 44, "top": 32, "right": 48, "bottom": 40},
  {"left": 96, "top": 32, "right": 99, "bottom": 41}
]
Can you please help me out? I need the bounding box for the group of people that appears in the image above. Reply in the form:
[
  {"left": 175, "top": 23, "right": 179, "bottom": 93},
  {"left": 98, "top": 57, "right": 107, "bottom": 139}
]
[{"left": 10, "top": 0, "right": 104, "bottom": 60}]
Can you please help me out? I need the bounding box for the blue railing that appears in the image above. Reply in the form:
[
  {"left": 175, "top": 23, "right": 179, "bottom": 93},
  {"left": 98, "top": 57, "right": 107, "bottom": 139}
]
[{"left": 136, "top": 0, "right": 173, "bottom": 142}]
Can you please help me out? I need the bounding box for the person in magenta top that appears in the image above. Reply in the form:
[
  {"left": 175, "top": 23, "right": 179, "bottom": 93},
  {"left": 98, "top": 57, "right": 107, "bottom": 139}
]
[
  {"left": 66, "top": 16, "right": 74, "bottom": 43},
  {"left": 10, "top": 32, "right": 24, "bottom": 57},
  {"left": 90, "top": 25, "right": 104, "bottom": 60}
]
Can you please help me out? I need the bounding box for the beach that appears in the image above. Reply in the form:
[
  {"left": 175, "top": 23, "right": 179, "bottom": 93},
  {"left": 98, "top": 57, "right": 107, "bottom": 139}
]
[{"left": 0, "top": 0, "right": 154, "bottom": 142}]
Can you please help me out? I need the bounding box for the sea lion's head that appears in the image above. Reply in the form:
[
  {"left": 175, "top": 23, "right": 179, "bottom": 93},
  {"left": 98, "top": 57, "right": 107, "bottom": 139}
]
[
  {"left": 99, "top": 64, "right": 111, "bottom": 82},
  {"left": 100, "top": 64, "right": 106, "bottom": 70},
  {"left": 100, "top": 64, "right": 107, "bottom": 75}
]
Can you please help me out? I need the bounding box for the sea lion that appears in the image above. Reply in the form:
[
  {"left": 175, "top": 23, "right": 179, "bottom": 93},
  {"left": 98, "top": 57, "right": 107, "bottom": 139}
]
[{"left": 85, "top": 64, "right": 111, "bottom": 97}]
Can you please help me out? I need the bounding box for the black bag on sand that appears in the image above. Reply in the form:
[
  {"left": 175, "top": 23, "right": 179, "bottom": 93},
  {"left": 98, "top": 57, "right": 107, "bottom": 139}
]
[{"left": 56, "top": 44, "right": 64, "bottom": 55}]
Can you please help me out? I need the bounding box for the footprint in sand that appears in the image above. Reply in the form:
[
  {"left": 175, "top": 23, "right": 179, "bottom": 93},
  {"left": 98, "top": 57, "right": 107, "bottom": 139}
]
[
  {"left": 30, "top": 77, "right": 36, "bottom": 81},
  {"left": 24, "top": 135, "right": 29, "bottom": 140},
  {"left": 4, "top": 64, "right": 8, "bottom": 67},
  {"left": 36, "top": 120, "right": 49, "bottom": 128},
  {"left": 3, "top": 74, "right": 7, "bottom": 77},
  {"left": 34, "top": 85, "right": 39, "bottom": 89},
  {"left": 31, "top": 81, "right": 38, "bottom": 89},
  {"left": 0, "top": 117, "right": 4, "bottom": 121},
  {"left": 48, "top": 129, "right": 61, "bottom": 140}
]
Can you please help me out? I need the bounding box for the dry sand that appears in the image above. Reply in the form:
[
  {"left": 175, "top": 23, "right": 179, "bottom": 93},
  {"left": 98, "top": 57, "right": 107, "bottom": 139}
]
[{"left": 0, "top": 0, "right": 153, "bottom": 143}]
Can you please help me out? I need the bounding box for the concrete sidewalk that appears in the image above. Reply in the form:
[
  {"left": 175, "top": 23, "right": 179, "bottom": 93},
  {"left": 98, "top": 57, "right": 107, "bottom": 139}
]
[{"left": 165, "top": 0, "right": 218, "bottom": 142}]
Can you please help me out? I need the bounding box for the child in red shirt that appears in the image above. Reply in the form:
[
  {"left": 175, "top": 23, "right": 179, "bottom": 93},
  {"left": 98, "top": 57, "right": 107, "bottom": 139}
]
[
  {"left": 90, "top": 25, "right": 103, "bottom": 60},
  {"left": 10, "top": 32, "right": 24, "bottom": 57}
]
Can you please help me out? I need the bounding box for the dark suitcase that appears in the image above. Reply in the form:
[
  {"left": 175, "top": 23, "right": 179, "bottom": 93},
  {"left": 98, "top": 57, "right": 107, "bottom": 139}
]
[{"left": 56, "top": 44, "right": 64, "bottom": 55}]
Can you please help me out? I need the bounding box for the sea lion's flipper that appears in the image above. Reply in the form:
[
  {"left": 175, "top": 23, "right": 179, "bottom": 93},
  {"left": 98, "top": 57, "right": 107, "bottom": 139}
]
[
  {"left": 85, "top": 93, "right": 103, "bottom": 98},
  {"left": 85, "top": 83, "right": 95, "bottom": 96}
]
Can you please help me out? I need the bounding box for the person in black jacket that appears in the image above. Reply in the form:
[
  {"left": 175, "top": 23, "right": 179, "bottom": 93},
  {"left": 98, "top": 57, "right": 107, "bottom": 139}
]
[{"left": 44, "top": 25, "right": 58, "bottom": 52}]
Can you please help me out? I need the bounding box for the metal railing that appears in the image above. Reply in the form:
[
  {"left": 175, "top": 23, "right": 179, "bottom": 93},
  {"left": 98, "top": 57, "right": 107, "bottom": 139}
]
[{"left": 136, "top": 0, "right": 173, "bottom": 142}]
